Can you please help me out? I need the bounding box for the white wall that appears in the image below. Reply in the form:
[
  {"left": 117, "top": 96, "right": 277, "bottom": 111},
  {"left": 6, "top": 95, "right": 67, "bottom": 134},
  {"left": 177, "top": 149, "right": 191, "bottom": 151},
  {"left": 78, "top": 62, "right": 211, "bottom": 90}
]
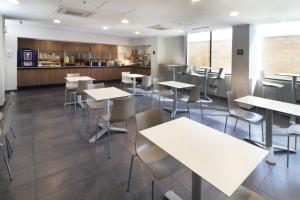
[
  {"left": 0, "top": 16, "right": 5, "bottom": 105},
  {"left": 4, "top": 21, "right": 136, "bottom": 90}
]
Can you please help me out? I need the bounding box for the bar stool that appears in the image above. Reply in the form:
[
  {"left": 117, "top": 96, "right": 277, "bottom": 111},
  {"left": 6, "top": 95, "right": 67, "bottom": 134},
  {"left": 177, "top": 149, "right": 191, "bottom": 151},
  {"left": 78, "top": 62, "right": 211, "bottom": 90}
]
[
  {"left": 209, "top": 68, "right": 227, "bottom": 100},
  {"left": 64, "top": 73, "right": 80, "bottom": 105},
  {"left": 259, "top": 71, "right": 284, "bottom": 100}
]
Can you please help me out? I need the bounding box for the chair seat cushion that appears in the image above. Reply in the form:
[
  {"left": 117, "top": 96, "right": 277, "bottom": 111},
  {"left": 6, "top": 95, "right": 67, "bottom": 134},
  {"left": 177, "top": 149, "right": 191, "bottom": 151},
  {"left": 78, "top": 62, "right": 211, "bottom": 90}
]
[
  {"left": 66, "top": 83, "right": 78, "bottom": 89},
  {"left": 261, "top": 81, "right": 284, "bottom": 88},
  {"left": 287, "top": 124, "right": 300, "bottom": 135},
  {"left": 230, "top": 108, "right": 263, "bottom": 123},
  {"left": 138, "top": 143, "right": 182, "bottom": 180},
  {"left": 222, "top": 186, "right": 265, "bottom": 200}
]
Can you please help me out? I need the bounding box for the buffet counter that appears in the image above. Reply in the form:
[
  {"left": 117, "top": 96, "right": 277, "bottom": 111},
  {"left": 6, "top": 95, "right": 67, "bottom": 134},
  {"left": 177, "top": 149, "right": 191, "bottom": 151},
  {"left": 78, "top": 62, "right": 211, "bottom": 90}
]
[{"left": 17, "top": 66, "right": 151, "bottom": 88}]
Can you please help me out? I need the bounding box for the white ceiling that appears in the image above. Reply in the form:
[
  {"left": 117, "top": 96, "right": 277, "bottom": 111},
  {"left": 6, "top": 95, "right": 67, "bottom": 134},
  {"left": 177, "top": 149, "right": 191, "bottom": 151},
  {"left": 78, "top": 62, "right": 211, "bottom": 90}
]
[{"left": 1, "top": 0, "right": 300, "bottom": 38}]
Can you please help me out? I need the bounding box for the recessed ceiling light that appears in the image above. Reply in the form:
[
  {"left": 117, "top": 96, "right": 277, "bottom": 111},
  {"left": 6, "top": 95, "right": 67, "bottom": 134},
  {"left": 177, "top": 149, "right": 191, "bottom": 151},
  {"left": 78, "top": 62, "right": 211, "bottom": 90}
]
[
  {"left": 53, "top": 19, "right": 61, "bottom": 24},
  {"left": 102, "top": 26, "right": 108, "bottom": 30},
  {"left": 7, "top": 0, "right": 20, "bottom": 5},
  {"left": 230, "top": 11, "right": 239, "bottom": 17},
  {"left": 178, "top": 30, "right": 184, "bottom": 33},
  {"left": 191, "top": 0, "right": 201, "bottom": 2},
  {"left": 134, "top": 31, "right": 140, "bottom": 35},
  {"left": 121, "top": 19, "right": 130, "bottom": 24}
]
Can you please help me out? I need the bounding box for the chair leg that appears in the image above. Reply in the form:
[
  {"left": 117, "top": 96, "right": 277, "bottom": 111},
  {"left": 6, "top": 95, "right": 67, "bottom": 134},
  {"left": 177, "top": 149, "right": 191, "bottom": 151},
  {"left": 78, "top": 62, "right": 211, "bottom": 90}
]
[
  {"left": 5, "top": 135, "right": 13, "bottom": 158},
  {"left": 248, "top": 123, "right": 251, "bottom": 141},
  {"left": 151, "top": 178, "right": 155, "bottom": 200},
  {"left": 287, "top": 135, "right": 290, "bottom": 167},
  {"left": 187, "top": 103, "right": 190, "bottom": 118},
  {"left": 224, "top": 116, "right": 228, "bottom": 133},
  {"left": 234, "top": 118, "right": 238, "bottom": 132},
  {"left": 107, "top": 123, "right": 112, "bottom": 159},
  {"left": 295, "top": 135, "right": 298, "bottom": 151},
  {"left": 127, "top": 154, "right": 137, "bottom": 192},
  {"left": 199, "top": 102, "right": 204, "bottom": 120},
  {"left": 259, "top": 85, "right": 263, "bottom": 97},
  {"left": 261, "top": 122, "right": 264, "bottom": 142},
  {"left": 125, "top": 120, "right": 128, "bottom": 134},
  {"left": 10, "top": 126, "right": 16, "bottom": 138},
  {"left": 0, "top": 143, "right": 12, "bottom": 180},
  {"left": 64, "top": 88, "right": 68, "bottom": 105}
]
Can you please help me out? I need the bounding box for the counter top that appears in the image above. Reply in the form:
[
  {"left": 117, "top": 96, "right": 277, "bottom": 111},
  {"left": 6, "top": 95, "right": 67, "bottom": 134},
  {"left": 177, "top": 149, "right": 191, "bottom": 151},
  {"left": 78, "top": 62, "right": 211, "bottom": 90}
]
[{"left": 17, "top": 65, "right": 151, "bottom": 70}]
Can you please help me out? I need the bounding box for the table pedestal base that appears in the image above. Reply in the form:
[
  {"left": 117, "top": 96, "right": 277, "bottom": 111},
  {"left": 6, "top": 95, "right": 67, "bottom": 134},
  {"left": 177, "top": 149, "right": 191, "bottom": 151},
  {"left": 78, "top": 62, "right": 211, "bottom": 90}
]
[
  {"left": 88, "top": 124, "right": 127, "bottom": 143},
  {"left": 164, "top": 191, "right": 183, "bottom": 200}
]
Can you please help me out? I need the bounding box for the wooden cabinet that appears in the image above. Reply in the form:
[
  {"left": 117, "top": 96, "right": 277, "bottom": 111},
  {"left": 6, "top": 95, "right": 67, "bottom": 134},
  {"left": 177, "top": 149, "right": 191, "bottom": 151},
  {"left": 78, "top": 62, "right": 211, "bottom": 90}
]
[
  {"left": 44, "top": 41, "right": 62, "bottom": 52},
  {"left": 18, "top": 38, "right": 35, "bottom": 50},
  {"left": 91, "top": 44, "right": 103, "bottom": 60},
  {"left": 33, "top": 40, "right": 45, "bottom": 51}
]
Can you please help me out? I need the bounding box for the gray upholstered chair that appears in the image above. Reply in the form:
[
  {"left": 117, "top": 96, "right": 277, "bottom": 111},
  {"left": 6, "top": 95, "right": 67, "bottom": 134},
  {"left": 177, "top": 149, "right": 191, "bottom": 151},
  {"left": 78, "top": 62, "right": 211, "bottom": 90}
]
[
  {"left": 100, "top": 96, "right": 135, "bottom": 158},
  {"left": 220, "top": 186, "right": 265, "bottom": 200},
  {"left": 64, "top": 73, "right": 80, "bottom": 105},
  {"left": 70, "top": 79, "right": 93, "bottom": 112},
  {"left": 127, "top": 108, "right": 181, "bottom": 200},
  {"left": 121, "top": 72, "right": 133, "bottom": 89},
  {"left": 258, "top": 71, "right": 284, "bottom": 100},
  {"left": 273, "top": 124, "right": 300, "bottom": 167},
  {"left": 178, "top": 86, "right": 204, "bottom": 120},
  {"left": 225, "top": 91, "right": 264, "bottom": 142},
  {"left": 209, "top": 68, "right": 227, "bottom": 100}
]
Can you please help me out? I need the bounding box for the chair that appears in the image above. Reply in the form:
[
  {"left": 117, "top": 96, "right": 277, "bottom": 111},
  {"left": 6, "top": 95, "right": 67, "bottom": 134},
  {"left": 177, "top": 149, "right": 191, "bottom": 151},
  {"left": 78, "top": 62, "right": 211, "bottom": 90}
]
[
  {"left": 1, "top": 92, "right": 16, "bottom": 138},
  {"left": 127, "top": 109, "right": 181, "bottom": 200},
  {"left": 178, "top": 86, "right": 204, "bottom": 120},
  {"left": 100, "top": 96, "right": 135, "bottom": 158},
  {"left": 220, "top": 186, "right": 265, "bottom": 200},
  {"left": 64, "top": 73, "right": 80, "bottom": 105},
  {"left": 121, "top": 72, "right": 133, "bottom": 90},
  {"left": 273, "top": 124, "right": 300, "bottom": 167},
  {"left": 137, "top": 75, "right": 153, "bottom": 98},
  {"left": 258, "top": 71, "right": 284, "bottom": 100},
  {"left": 152, "top": 77, "right": 174, "bottom": 106},
  {"left": 224, "top": 91, "right": 264, "bottom": 142},
  {"left": 70, "top": 79, "right": 93, "bottom": 112},
  {"left": 209, "top": 68, "right": 227, "bottom": 100}
]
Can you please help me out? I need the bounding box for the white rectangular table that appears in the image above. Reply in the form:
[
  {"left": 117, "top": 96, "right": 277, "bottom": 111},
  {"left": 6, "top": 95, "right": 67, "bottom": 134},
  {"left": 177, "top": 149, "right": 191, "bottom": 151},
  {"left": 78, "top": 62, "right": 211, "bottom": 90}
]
[
  {"left": 158, "top": 81, "right": 195, "bottom": 118},
  {"left": 276, "top": 73, "right": 300, "bottom": 123},
  {"left": 84, "top": 87, "right": 132, "bottom": 143},
  {"left": 123, "top": 73, "right": 144, "bottom": 95},
  {"left": 235, "top": 95, "right": 300, "bottom": 165},
  {"left": 140, "top": 117, "right": 268, "bottom": 200},
  {"left": 65, "top": 76, "right": 94, "bottom": 82}
]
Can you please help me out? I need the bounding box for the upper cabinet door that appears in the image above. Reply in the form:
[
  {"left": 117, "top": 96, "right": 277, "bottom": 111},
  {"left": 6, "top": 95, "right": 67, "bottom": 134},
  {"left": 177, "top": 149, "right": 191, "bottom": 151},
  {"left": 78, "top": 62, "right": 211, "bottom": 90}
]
[
  {"left": 91, "top": 44, "right": 103, "bottom": 60},
  {"left": 44, "top": 41, "right": 62, "bottom": 52}
]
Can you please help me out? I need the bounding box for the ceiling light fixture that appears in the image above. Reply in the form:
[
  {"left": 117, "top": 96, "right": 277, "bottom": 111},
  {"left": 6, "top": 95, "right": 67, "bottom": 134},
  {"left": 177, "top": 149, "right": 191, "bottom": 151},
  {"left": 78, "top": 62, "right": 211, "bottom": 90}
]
[
  {"left": 230, "top": 11, "right": 239, "bottom": 17},
  {"left": 102, "top": 26, "right": 108, "bottom": 30},
  {"left": 134, "top": 31, "right": 140, "bottom": 35},
  {"left": 7, "top": 0, "right": 20, "bottom": 5},
  {"left": 53, "top": 19, "right": 61, "bottom": 24},
  {"left": 191, "top": 0, "right": 201, "bottom": 2},
  {"left": 121, "top": 19, "right": 130, "bottom": 24},
  {"left": 178, "top": 30, "right": 184, "bottom": 33}
]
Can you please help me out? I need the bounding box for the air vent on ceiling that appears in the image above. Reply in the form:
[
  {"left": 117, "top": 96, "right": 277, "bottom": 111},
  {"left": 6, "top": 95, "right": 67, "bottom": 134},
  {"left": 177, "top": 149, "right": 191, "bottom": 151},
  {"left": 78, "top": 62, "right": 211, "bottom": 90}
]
[
  {"left": 192, "top": 26, "right": 209, "bottom": 30},
  {"left": 148, "top": 24, "right": 170, "bottom": 31},
  {"left": 56, "top": 6, "right": 92, "bottom": 18}
]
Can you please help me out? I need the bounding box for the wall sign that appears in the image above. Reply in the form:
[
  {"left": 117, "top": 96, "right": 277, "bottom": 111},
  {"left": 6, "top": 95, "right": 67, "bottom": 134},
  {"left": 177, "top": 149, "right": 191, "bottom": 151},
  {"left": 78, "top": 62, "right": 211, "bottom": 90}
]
[
  {"left": 153, "top": 51, "right": 156, "bottom": 55},
  {"left": 237, "top": 49, "right": 244, "bottom": 55}
]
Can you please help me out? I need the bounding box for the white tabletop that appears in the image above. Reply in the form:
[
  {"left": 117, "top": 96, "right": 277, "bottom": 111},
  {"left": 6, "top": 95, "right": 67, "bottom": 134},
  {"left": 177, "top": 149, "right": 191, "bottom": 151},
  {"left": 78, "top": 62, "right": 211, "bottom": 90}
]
[
  {"left": 235, "top": 95, "right": 300, "bottom": 116},
  {"left": 124, "top": 73, "right": 144, "bottom": 78},
  {"left": 276, "top": 73, "right": 300, "bottom": 77},
  {"left": 84, "top": 87, "right": 132, "bottom": 101},
  {"left": 159, "top": 81, "right": 195, "bottom": 89},
  {"left": 65, "top": 76, "right": 94, "bottom": 82},
  {"left": 140, "top": 117, "right": 268, "bottom": 197}
]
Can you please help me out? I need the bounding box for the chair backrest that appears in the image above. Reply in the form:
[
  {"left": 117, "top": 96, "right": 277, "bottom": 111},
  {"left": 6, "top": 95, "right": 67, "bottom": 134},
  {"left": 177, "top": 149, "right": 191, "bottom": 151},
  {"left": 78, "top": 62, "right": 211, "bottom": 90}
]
[
  {"left": 87, "top": 83, "right": 104, "bottom": 89},
  {"left": 141, "top": 76, "right": 152, "bottom": 89},
  {"left": 189, "top": 86, "right": 201, "bottom": 102},
  {"left": 226, "top": 91, "right": 240, "bottom": 112},
  {"left": 260, "top": 71, "right": 266, "bottom": 81},
  {"left": 1, "top": 99, "right": 14, "bottom": 137},
  {"left": 121, "top": 72, "right": 131, "bottom": 82},
  {"left": 77, "top": 80, "right": 93, "bottom": 93},
  {"left": 135, "top": 108, "right": 164, "bottom": 154},
  {"left": 217, "top": 68, "right": 225, "bottom": 79},
  {"left": 110, "top": 96, "right": 135, "bottom": 122},
  {"left": 67, "top": 73, "right": 80, "bottom": 77}
]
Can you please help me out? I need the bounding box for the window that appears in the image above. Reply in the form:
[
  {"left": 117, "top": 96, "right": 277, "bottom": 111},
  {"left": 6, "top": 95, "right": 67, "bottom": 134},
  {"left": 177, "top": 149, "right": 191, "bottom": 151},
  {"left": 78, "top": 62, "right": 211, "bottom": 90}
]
[
  {"left": 187, "top": 28, "right": 232, "bottom": 73},
  {"left": 257, "top": 21, "right": 300, "bottom": 76},
  {"left": 187, "top": 32, "right": 210, "bottom": 68},
  {"left": 211, "top": 28, "right": 232, "bottom": 73}
]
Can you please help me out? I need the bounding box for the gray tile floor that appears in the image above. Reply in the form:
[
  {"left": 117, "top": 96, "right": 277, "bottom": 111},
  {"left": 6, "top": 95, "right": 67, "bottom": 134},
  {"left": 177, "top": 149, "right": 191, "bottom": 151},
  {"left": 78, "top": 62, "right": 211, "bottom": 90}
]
[{"left": 0, "top": 82, "right": 300, "bottom": 200}]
